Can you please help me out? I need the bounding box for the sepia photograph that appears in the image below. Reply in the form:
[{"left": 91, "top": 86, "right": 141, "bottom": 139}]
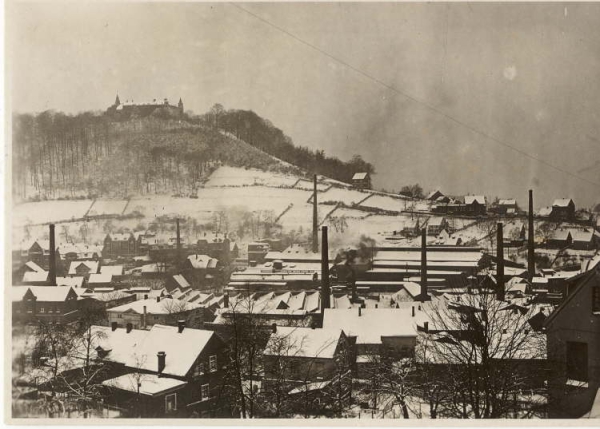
[{"left": 4, "top": 0, "right": 600, "bottom": 423}]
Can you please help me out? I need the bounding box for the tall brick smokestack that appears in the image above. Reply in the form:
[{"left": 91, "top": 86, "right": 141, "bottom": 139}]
[
  {"left": 176, "top": 218, "right": 181, "bottom": 266},
  {"left": 419, "top": 228, "right": 430, "bottom": 302},
  {"left": 321, "top": 226, "right": 331, "bottom": 310},
  {"left": 48, "top": 224, "right": 57, "bottom": 286},
  {"left": 312, "top": 174, "right": 318, "bottom": 253},
  {"left": 528, "top": 189, "right": 535, "bottom": 281},
  {"left": 496, "top": 223, "right": 505, "bottom": 301}
]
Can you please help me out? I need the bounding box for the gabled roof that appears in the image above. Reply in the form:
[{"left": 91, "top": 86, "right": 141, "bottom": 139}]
[
  {"left": 544, "top": 263, "right": 600, "bottom": 327},
  {"left": 264, "top": 326, "right": 343, "bottom": 359},
  {"left": 426, "top": 190, "right": 444, "bottom": 200},
  {"left": 171, "top": 274, "right": 191, "bottom": 289},
  {"left": 24, "top": 261, "right": 45, "bottom": 273},
  {"left": 186, "top": 254, "right": 219, "bottom": 270},
  {"left": 13, "top": 286, "right": 76, "bottom": 302},
  {"left": 106, "top": 233, "right": 133, "bottom": 242},
  {"left": 102, "top": 373, "right": 186, "bottom": 396},
  {"left": 352, "top": 172, "right": 369, "bottom": 180},
  {"left": 464, "top": 195, "right": 486, "bottom": 205},
  {"left": 56, "top": 276, "right": 84, "bottom": 288},
  {"left": 107, "top": 297, "right": 204, "bottom": 315},
  {"left": 552, "top": 198, "right": 574, "bottom": 208},
  {"left": 498, "top": 199, "right": 517, "bottom": 206},
  {"left": 68, "top": 260, "right": 99, "bottom": 275},
  {"left": 88, "top": 273, "right": 113, "bottom": 284},
  {"left": 128, "top": 324, "right": 215, "bottom": 377}
]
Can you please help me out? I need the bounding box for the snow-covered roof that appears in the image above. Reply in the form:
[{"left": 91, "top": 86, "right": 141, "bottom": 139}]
[
  {"left": 24, "top": 261, "right": 45, "bottom": 273},
  {"left": 186, "top": 254, "right": 219, "bottom": 270},
  {"left": 538, "top": 206, "right": 553, "bottom": 217},
  {"left": 427, "top": 217, "right": 445, "bottom": 227},
  {"left": 107, "top": 233, "right": 133, "bottom": 242},
  {"left": 107, "top": 297, "right": 203, "bottom": 315},
  {"left": 171, "top": 274, "right": 190, "bottom": 289},
  {"left": 464, "top": 195, "right": 486, "bottom": 205},
  {"left": 352, "top": 172, "right": 369, "bottom": 180},
  {"left": 323, "top": 308, "right": 422, "bottom": 344},
  {"left": 100, "top": 265, "right": 124, "bottom": 276},
  {"left": 68, "top": 260, "right": 99, "bottom": 275},
  {"left": 498, "top": 199, "right": 516, "bottom": 206},
  {"left": 22, "top": 271, "right": 49, "bottom": 283},
  {"left": 12, "top": 286, "right": 76, "bottom": 302},
  {"left": 56, "top": 276, "right": 84, "bottom": 288},
  {"left": 102, "top": 373, "right": 186, "bottom": 396},
  {"left": 552, "top": 198, "right": 574, "bottom": 207},
  {"left": 129, "top": 324, "right": 214, "bottom": 377},
  {"left": 264, "top": 326, "right": 343, "bottom": 359},
  {"left": 88, "top": 273, "right": 113, "bottom": 284}
]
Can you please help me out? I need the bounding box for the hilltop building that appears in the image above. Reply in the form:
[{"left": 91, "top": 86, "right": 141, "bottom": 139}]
[{"left": 107, "top": 95, "right": 184, "bottom": 119}]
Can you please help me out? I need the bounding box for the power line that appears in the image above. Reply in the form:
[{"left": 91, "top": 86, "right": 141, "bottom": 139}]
[{"left": 229, "top": 3, "right": 600, "bottom": 188}]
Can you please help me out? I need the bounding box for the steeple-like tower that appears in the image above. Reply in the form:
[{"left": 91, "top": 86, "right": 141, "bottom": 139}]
[
  {"left": 178, "top": 97, "right": 184, "bottom": 115},
  {"left": 115, "top": 94, "right": 121, "bottom": 106}
]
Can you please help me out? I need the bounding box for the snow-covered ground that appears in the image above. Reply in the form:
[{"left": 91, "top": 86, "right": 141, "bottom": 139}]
[
  {"left": 13, "top": 200, "right": 93, "bottom": 226},
  {"left": 87, "top": 199, "right": 129, "bottom": 217}
]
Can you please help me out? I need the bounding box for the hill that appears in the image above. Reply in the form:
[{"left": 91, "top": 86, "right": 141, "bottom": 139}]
[{"left": 12, "top": 108, "right": 376, "bottom": 202}]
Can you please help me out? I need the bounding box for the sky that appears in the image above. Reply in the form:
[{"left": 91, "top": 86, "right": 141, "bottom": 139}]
[{"left": 7, "top": 2, "right": 600, "bottom": 209}]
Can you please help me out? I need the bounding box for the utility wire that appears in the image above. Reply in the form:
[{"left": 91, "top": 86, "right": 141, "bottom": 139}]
[{"left": 230, "top": 3, "right": 600, "bottom": 188}]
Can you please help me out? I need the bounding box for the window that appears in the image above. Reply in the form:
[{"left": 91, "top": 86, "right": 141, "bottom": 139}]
[
  {"left": 209, "top": 355, "right": 217, "bottom": 373},
  {"left": 593, "top": 287, "right": 600, "bottom": 313},
  {"left": 55, "top": 306, "right": 61, "bottom": 314},
  {"left": 165, "top": 393, "right": 177, "bottom": 412},
  {"left": 566, "top": 341, "right": 588, "bottom": 382},
  {"left": 201, "top": 384, "right": 210, "bottom": 401},
  {"left": 39, "top": 307, "right": 45, "bottom": 313},
  {"left": 314, "top": 362, "right": 325, "bottom": 377},
  {"left": 194, "top": 363, "right": 205, "bottom": 377}
]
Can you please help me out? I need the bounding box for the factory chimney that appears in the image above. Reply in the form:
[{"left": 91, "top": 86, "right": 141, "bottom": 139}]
[
  {"left": 48, "top": 224, "right": 57, "bottom": 286},
  {"left": 419, "top": 228, "right": 430, "bottom": 302},
  {"left": 176, "top": 218, "right": 182, "bottom": 267},
  {"left": 496, "top": 223, "right": 505, "bottom": 301},
  {"left": 528, "top": 190, "right": 535, "bottom": 281},
  {"left": 321, "top": 226, "right": 331, "bottom": 310},
  {"left": 312, "top": 174, "right": 319, "bottom": 253}
]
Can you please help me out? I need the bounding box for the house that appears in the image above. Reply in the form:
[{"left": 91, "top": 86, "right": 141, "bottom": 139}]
[
  {"left": 427, "top": 217, "right": 448, "bottom": 236},
  {"left": 550, "top": 198, "right": 576, "bottom": 222},
  {"left": 571, "top": 229, "right": 600, "bottom": 251},
  {"left": 323, "top": 307, "right": 422, "bottom": 377},
  {"left": 87, "top": 273, "right": 114, "bottom": 289},
  {"left": 495, "top": 199, "right": 518, "bottom": 215},
  {"left": 182, "top": 255, "right": 222, "bottom": 288},
  {"left": 545, "top": 263, "right": 600, "bottom": 417},
  {"left": 262, "top": 325, "right": 352, "bottom": 410},
  {"left": 426, "top": 190, "right": 445, "bottom": 201},
  {"left": 463, "top": 195, "right": 487, "bottom": 216},
  {"left": 106, "top": 297, "right": 212, "bottom": 330},
  {"left": 103, "top": 233, "right": 137, "bottom": 260},
  {"left": 548, "top": 229, "right": 573, "bottom": 249},
  {"left": 12, "top": 286, "right": 82, "bottom": 324},
  {"left": 68, "top": 260, "right": 100, "bottom": 279},
  {"left": 165, "top": 274, "right": 192, "bottom": 293},
  {"left": 59, "top": 243, "right": 102, "bottom": 262},
  {"left": 247, "top": 241, "right": 270, "bottom": 265},
  {"left": 196, "top": 233, "right": 232, "bottom": 263},
  {"left": 351, "top": 172, "right": 371, "bottom": 190},
  {"left": 95, "top": 323, "right": 230, "bottom": 418},
  {"left": 503, "top": 221, "right": 526, "bottom": 247}
]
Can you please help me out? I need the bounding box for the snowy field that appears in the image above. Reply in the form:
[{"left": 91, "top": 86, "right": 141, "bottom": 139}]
[
  {"left": 316, "top": 187, "right": 372, "bottom": 206},
  {"left": 358, "top": 194, "right": 410, "bottom": 213},
  {"left": 293, "top": 179, "right": 330, "bottom": 192},
  {"left": 203, "top": 166, "right": 300, "bottom": 188},
  {"left": 326, "top": 207, "right": 372, "bottom": 220},
  {"left": 87, "top": 200, "right": 129, "bottom": 217},
  {"left": 12, "top": 200, "right": 93, "bottom": 226}
]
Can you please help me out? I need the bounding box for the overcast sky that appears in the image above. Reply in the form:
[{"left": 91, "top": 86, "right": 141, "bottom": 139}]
[{"left": 8, "top": 2, "right": 600, "bottom": 208}]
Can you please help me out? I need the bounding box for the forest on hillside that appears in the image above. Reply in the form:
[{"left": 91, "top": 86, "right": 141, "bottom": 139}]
[
  {"left": 193, "top": 105, "right": 376, "bottom": 183},
  {"left": 12, "top": 105, "right": 375, "bottom": 201}
]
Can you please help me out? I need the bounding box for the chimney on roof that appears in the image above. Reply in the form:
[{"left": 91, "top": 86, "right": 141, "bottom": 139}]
[
  {"left": 528, "top": 190, "right": 535, "bottom": 282},
  {"left": 48, "top": 224, "right": 57, "bottom": 286},
  {"left": 412, "top": 306, "right": 415, "bottom": 317},
  {"left": 223, "top": 292, "right": 229, "bottom": 308},
  {"left": 271, "top": 323, "right": 277, "bottom": 333},
  {"left": 142, "top": 306, "right": 147, "bottom": 329},
  {"left": 321, "top": 226, "right": 331, "bottom": 310},
  {"left": 111, "top": 321, "right": 118, "bottom": 331},
  {"left": 144, "top": 294, "right": 148, "bottom": 300},
  {"left": 177, "top": 320, "right": 185, "bottom": 333},
  {"left": 424, "top": 321, "right": 429, "bottom": 333},
  {"left": 157, "top": 296, "right": 161, "bottom": 303},
  {"left": 157, "top": 351, "right": 166, "bottom": 374},
  {"left": 358, "top": 307, "right": 362, "bottom": 317},
  {"left": 126, "top": 323, "right": 133, "bottom": 333},
  {"left": 419, "top": 228, "right": 430, "bottom": 302},
  {"left": 312, "top": 174, "right": 319, "bottom": 253},
  {"left": 496, "top": 223, "right": 505, "bottom": 302}
]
